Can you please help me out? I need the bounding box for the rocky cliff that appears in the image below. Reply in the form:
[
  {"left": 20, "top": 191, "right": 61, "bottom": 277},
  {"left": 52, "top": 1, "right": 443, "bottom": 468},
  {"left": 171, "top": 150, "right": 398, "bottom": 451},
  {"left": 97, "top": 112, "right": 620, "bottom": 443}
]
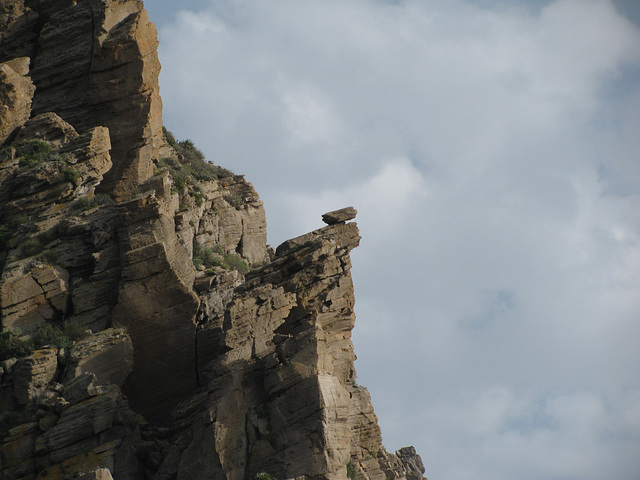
[{"left": 0, "top": 1, "right": 427, "bottom": 480}]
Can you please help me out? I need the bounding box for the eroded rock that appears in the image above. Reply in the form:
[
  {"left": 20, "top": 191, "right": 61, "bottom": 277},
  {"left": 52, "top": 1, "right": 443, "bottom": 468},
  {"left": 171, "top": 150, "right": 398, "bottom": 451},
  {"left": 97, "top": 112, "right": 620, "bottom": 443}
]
[
  {"left": 322, "top": 206, "right": 357, "bottom": 225},
  {"left": 0, "top": 59, "right": 34, "bottom": 144},
  {"left": 13, "top": 348, "right": 58, "bottom": 405}
]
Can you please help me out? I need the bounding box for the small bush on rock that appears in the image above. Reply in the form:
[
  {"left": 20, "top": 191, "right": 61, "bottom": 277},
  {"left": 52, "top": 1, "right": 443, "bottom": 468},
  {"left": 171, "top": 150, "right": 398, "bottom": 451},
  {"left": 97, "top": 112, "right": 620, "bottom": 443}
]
[
  {"left": 17, "top": 140, "right": 53, "bottom": 169},
  {"left": 0, "top": 215, "right": 28, "bottom": 252},
  {"left": 193, "top": 240, "right": 248, "bottom": 273},
  {"left": 347, "top": 460, "right": 357, "bottom": 480},
  {"left": 18, "top": 238, "right": 44, "bottom": 258},
  {"left": 62, "top": 166, "right": 79, "bottom": 186},
  {"left": 162, "top": 128, "right": 235, "bottom": 184},
  {"left": 0, "top": 330, "right": 33, "bottom": 360},
  {"left": 32, "top": 321, "right": 89, "bottom": 350},
  {"left": 250, "top": 473, "right": 277, "bottom": 480},
  {"left": 70, "top": 193, "right": 115, "bottom": 214}
]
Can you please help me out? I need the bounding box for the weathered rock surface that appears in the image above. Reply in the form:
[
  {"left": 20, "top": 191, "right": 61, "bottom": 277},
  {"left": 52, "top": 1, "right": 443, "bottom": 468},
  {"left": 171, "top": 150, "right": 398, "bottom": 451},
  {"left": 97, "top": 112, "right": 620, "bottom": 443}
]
[
  {"left": 0, "top": 0, "right": 162, "bottom": 199},
  {"left": 0, "top": 59, "right": 34, "bottom": 144},
  {"left": 13, "top": 349, "right": 58, "bottom": 405},
  {"left": 0, "top": 263, "right": 69, "bottom": 335},
  {"left": 322, "top": 206, "right": 358, "bottom": 225},
  {"left": 0, "top": 1, "right": 427, "bottom": 480},
  {"left": 63, "top": 329, "right": 133, "bottom": 387}
]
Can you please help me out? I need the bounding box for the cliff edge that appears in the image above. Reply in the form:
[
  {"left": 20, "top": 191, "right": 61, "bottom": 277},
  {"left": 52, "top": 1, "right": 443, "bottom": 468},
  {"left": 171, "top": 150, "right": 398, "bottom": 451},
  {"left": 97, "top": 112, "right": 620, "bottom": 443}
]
[{"left": 0, "top": 1, "right": 427, "bottom": 479}]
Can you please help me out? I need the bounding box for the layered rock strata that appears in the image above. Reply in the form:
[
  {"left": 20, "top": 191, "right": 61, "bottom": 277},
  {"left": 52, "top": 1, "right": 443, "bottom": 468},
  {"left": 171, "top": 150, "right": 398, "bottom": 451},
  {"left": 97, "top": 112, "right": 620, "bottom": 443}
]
[
  {"left": 0, "top": 1, "right": 428, "bottom": 479},
  {"left": 0, "top": 0, "right": 163, "bottom": 198}
]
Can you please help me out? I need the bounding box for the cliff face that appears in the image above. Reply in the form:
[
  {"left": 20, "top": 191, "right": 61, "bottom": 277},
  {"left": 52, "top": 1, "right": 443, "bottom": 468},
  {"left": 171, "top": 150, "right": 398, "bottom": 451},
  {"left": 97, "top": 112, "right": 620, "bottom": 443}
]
[{"left": 0, "top": 1, "right": 427, "bottom": 480}]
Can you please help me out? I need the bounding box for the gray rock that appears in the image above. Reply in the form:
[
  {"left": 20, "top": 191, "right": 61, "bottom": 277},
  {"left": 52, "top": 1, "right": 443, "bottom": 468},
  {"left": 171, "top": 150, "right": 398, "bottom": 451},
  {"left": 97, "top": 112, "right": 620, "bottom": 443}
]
[
  {"left": 397, "top": 446, "right": 427, "bottom": 480},
  {"left": 322, "top": 206, "right": 357, "bottom": 225}
]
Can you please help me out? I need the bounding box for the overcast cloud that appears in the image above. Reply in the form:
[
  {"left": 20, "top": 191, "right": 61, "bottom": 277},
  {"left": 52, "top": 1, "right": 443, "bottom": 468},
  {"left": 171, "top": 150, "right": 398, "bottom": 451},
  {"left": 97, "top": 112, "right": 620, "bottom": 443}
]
[{"left": 147, "top": 1, "right": 640, "bottom": 479}]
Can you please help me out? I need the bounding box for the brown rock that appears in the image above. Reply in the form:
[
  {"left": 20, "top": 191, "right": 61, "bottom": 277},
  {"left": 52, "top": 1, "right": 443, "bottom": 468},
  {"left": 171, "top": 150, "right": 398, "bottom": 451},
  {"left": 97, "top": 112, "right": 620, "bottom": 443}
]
[
  {"left": 63, "top": 328, "right": 133, "bottom": 387},
  {"left": 0, "top": 60, "right": 35, "bottom": 145},
  {"left": 397, "top": 446, "right": 427, "bottom": 480},
  {"left": 28, "top": 0, "right": 163, "bottom": 199},
  {"left": 180, "top": 221, "right": 362, "bottom": 480},
  {"left": 0, "top": 263, "right": 69, "bottom": 335},
  {"left": 322, "top": 206, "right": 357, "bottom": 225},
  {"left": 13, "top": 112, "right": 79, "bottom": 148},
  {"left": 13, "top": 349, "right": 59, "bottom": 405}
]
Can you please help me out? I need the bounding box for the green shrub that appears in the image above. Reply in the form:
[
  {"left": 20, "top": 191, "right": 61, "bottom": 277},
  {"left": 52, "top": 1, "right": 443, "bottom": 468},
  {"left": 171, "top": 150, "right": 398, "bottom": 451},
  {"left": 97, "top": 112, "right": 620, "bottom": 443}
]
[
  {"left": 173, "top": 172, "right": 186, "bottom": 192},
  {"left": 163, "top": 126, "right": 177, "bottom": 147},
  {"left": 33, "top": 324, "right": 73, "bottom": 349},
  {"left": 250, "top": 473, "right": 277, "bottom": 480},
  {"left": 62, "top": 167, "right": 79, "bottom": 186},
  {"left": 224, "top": 253, "right": 249, "bottom": 274},
  {"left": 31, "top": 321, "right": 88, "bottom": 350},
  {"left": 62, "top": 321, "right": 90, "bottom": 342},
  {"left": 94, "top": 193, "right": 115, "bottom": 206},
  {"left": 37, "top": 250, "right": 58, "bottom": 265},
  {"left": 1, "top": 146, "right": 14, "bottom": 163},
  {"left": 162, "top": 128, "right": 235, "bottom": 183},
  {"left": 0, "top": 330, "right": 33, "bottom": 360},
  {"left": 224, "top": 194, "right": 243, "bottom": 209},
  {"left": 70, "top": 197, "right": 91, "bottom": 213},
  {"left": 347, "top": 459, "right": 357, "bottom": 480},
  {"left": 212, "top": 165, "right": 234, "bottom": 179},
  {"left": 193, "top": 241, "right": 223, "bottom": 269},
  {"left": 0, "top": 215, "right": 28, "bottom": 252},
  {"left": 18, "top": 238, "right": 44, "bottom": 258},
  {"left": 70, "top": 194, "right": 114, "bottom": 214},
  {"left": 16, "top": 140, "right": 54, "bottom": 169},
  {"left": 192, "top": 241, "right": 247, "bottom": 271}
]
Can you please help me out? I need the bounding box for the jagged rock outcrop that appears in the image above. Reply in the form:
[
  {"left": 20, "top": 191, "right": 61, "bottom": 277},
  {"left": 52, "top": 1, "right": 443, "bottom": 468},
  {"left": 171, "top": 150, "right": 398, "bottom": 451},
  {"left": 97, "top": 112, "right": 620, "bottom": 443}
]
[
  {"left": 0, "top": 57, "right": 34, "bottom": 145},
  {"left": 0, "top": 0, "right": 163, "bottom": 198},
  {"left": 0, "top": 1, "right": 428, "bottom": 479}
]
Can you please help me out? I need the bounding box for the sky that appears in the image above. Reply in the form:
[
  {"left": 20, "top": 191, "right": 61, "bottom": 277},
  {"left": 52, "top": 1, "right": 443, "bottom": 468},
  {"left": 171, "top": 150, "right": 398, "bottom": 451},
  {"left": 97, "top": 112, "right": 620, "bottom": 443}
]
[{"left": 144, "top": 1, "right": 640, "bottom": 479}]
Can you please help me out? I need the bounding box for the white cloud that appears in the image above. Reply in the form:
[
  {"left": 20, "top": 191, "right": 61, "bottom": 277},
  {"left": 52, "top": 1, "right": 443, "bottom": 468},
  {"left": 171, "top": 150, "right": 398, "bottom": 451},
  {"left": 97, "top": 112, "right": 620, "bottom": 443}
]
[{"left": 154, "top": 0, "right": 640, "bottom": 478}]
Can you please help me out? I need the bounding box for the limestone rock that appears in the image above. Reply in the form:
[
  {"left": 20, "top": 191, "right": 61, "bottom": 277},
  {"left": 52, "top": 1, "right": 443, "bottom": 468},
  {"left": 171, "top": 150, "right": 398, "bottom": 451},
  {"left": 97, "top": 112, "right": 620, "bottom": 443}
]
[
  {"left": 322, "top": 206, "right": 357, "bottom": 225},
  {"left": 63, "top": 329, "right": 133, "bottom": 387},
  {"left": 62, "top": 373, "right": 103, "bottom": 405},
  {"left": 0, "top": 122, "right": 113, "bottom": 218},
  {"left": 195, "top": 174, "right": 268, "bottom": 265},
  {"left": 349, "top": 385, "right": 383, "bottom": 459},
  {"left": 178, "top": 221, "right": 362, "bottom": 480},
  {"left": 113, "top": 191, "right": 200, "bottom": 422},
  {"left": 0, "top": 59, "right": 35, "bottom": 145},
  {"left": 13, "top": 112, "right": 79, "bottom": 148},
  {"left": 0, "top": 262, "right": 70, "bottom": 336},
  {"left": 0, "top": 1, "right": 40, "bottom": 62},
  {"left": 28, "top": 0, "right": 163, "bottom": 199},
  {"left": 397, "top": 446, "right": 427, "bottom": 480},
  {"left": 13, "top": 348, "right": 58, "bottom": 405}
]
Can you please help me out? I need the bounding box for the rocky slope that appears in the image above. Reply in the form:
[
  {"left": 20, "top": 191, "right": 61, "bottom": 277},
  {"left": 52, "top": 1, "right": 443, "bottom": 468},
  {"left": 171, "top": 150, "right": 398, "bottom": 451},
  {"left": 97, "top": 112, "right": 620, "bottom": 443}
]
[{"left": 0, "top": 1, "right": 427, "bottom": 479}]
